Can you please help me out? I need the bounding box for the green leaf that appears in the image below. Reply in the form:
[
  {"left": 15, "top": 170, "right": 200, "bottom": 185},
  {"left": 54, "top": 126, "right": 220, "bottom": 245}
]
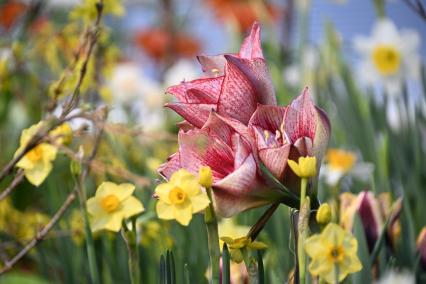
[
  {"left": 222, "top": 244, "right": 231, "bottom": 284},
  {"left": 257, "top": 250, "right": 265, "bottom": 284},
  {"left": 159, "top": 255, "right": 166, "bottom": 284},
  {"left": 351, "top": 213, "right": 371, "bottom": 284}
]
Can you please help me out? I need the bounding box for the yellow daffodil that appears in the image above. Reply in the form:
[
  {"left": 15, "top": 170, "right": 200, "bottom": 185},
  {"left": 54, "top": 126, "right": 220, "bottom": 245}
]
[
  {"left": 220, "top": 236, "right": 267, "bottom": 263},
  {"left": 155, "top": 169, "right": 210, "bottom": 226},
  {"left": 288, "top": 156, "right": 317, "bottom": 178},
  {"left": 198, "top": 166, "right": 213, "bottom": 188},
  {"left": 15, "top": 122, "right": 57, "bottom": 186},
  {"left": 316, "top": 203, "right": 332, "bottom": 225},
  {"left": 49, "top": 122, "right": 73, "bottom": 145},
  {"left": 304, "top": 223, "right": 362, "bottom": 284},
  {"left": 218, "top": 218, "right": 250, "bottom": 252},
  {"left": 87, "top": 182, "right": 144, "bottom": 232}
]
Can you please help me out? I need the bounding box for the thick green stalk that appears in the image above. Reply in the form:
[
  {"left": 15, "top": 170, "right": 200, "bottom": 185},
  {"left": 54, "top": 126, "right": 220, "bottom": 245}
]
[
  {"left": 204, "top": 187, "right": 220, "bottom": 284},
  {"left": 298, "top": 178, "right": 309, "bottom": 284},
  {"left": 242, "top": 250, "right": 258, "bottom": 284}
]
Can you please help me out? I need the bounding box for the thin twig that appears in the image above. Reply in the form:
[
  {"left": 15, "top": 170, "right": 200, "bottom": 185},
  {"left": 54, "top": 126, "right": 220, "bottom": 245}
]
[
  {"left": 0, "top": 170, "right": 25, "bottom": 201},
  {"left": 402, "top": 0, "right": 426, "bottom": 22},
  {"left": 0, "top": 191, "right": 77, "bottom": 274},
  {"left": 0, "top": 112, "right": 84, "bottom": 184}
]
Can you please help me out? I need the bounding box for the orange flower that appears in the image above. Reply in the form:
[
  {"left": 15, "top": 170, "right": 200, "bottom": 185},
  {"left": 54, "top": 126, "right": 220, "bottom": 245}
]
[
  {"left": 134, "top": 28, "right": 200, "bottom": 62},
  {"left": 206, "top": 0, "right": 279, "bottom": 32},
  {"left": 0, "top": 1, "right": 27, "bottom": 30}
]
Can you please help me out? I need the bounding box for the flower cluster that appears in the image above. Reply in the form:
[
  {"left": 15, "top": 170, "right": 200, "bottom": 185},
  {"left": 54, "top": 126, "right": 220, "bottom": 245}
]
[{"left": 159, "top": 23, "right": 330, "bottom": 217}]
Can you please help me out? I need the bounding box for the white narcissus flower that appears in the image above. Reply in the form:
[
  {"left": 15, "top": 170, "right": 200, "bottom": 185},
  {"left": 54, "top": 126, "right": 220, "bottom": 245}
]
[
  {"left": 354, "top": 19, "right": 421, "bottom": 97},
  {"left": 163, "top": 59, "right": 200, "bottom": 87},
  {"left": 108, "top": 62, "right": 165, "bottom": 130},
  {"left": 321, "top": 149, "right": 374, "bottom": 187},
  {"left": 375, "top": 270, "right": 415, "bottom": 284}
]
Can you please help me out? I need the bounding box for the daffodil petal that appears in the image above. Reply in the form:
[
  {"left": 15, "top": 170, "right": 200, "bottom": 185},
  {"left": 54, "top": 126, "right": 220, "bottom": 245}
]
[
  {"left": 156, "top": 201, "right": 174, "bottom": 220},
  {"left": 190, "top": 193, "right": 210, "bottom": 213},
  {"left": 24, "top": 161, "right": 52, "bottom": 186},
  {"left": 287, "top": 159, "right": 301, "bottom": 177},
  {"left": 96, "top": 182, "right": 119, "bottom": 198},
  {"left": 121, "top": 196, "right": 144, "bottom": 218},
  {"left": 173, "top": 203, "right": 193, "bottom": 226},
  {"left": 87, "top": 197, "right": 104, "bottom": 216},
  {"left": 155, "top": 183, "right": 174, "bottom": 204},
  {"left": 115, "top": 183, "right": 135, "bottom": 201}
]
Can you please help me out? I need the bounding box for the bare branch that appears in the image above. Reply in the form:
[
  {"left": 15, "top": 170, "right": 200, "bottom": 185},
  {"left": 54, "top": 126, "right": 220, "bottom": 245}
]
[
  {"left": 0, "top": 191, "right": 76, "bottom": 274},
  {"left": 0, "top": 170, "right": 25, "bottom": 201}
]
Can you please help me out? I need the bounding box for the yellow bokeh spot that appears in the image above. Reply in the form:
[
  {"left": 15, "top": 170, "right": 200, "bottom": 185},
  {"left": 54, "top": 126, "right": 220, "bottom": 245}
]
[
  {"left": 326, "top": 149, "right": 356, "bottom": 173},
  {"left": 101, "top": 194, "right": 120, "bottom": 213},
  {"left": 169, "top": 187, "right": 186, "bottom": 205},
  {"left": 371, "top": 45, "right": 401, "bottom": 76},
  {"left": 26, "top": 145, "right": 44, "bottom": 162}
]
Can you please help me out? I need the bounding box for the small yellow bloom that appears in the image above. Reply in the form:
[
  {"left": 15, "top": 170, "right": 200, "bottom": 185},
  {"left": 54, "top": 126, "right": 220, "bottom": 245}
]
[
  {"left": 155, "top": 169, "right": 210, "bottom": 226},
  {"left": 371, "top": 45, "right": 401, "bottom": 76},
  {"left": 87, "top": 182, "right": 144, "bottom": 232},
  {"left": 49, "top": 122, "right": 73, "bottom": 145},
  {"left": 288, "top": 156, "right": 317, "bottom": 178},
  {"left": 218, "top": 218, "right": 249, "bottom": 251},
  {"left": 305, "top": 223, "right": 362, "bottom": 284},
  {"left": 220, "top": 236, "right": 267, "bottom": 263},
  {"left": 199, "top": 166, "right": 213, "bottom": 188},
  {"left": 15, "top": 122, "right": 57, "bottom": 186},
  {"left": 326, "top": 149, "right": 356, "bottom": 173},
  {"left": 316, "top": 203, "right": 332, "bottom": 225}
]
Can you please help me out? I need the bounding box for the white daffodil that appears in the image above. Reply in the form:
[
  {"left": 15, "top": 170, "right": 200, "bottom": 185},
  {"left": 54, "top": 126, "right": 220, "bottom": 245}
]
[
  {"left": 108, "top": 62, "right": 165, "bottom": 130},
  {"left": 321, "top": 149, "right": 374, "bottom": 187},
  {"left": 375, "top": 270, "right": 415, "bottom": 284},
  {"left": 354, "top": 19, "right": 421, "bottom": 97}
]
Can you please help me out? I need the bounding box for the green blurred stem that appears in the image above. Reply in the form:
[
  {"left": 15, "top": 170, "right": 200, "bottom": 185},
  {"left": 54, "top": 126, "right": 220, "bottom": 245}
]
[
  {"left": 122, "top": 220, "right": 140, "bottom": 284},
  {"left": 78, "top": 183, "right": 101, "bottom": 284},
  {"left": 242, "top": 249, "right": 259, "bottom": 284},
  {"left": 298, "top": 178, "right": 308, "bottom": 284},
  {"left": 373, "top": 0, "right": 386, "bottom": 18},
  {"left": 204, "top": 187, "right": 220, "bottom": 284}
]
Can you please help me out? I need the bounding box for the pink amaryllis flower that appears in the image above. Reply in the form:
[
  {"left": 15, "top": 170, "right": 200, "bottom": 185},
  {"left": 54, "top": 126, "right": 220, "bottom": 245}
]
[
  {"left": 165, "top": 22, "right": 276, "bottom": 128},
  {"left": 159, "top": 112, "right": 287, "bottom": 217},
  {"left": 248, "top": 87, "right": 330, "bottom": 193}
]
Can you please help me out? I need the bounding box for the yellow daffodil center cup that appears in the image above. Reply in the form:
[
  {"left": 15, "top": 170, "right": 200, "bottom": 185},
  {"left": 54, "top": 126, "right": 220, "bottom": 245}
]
[
  {"left": 169, "top": 187, "right": 186, "bottom": 205},
  {"left": 101, "top": 194, "right": 120, "bottom": 213},
  {"left": 326, "top": 149, "right": 356, "bottom": 173},
  {"left": 371, "top": 45, "right": 401, "bottom": 76},
  {"left": 26, "top": 145, "right": 44, "bottom": 162},
  {"left": 328, "top": 245, "right": 345, "bottom": 263}
]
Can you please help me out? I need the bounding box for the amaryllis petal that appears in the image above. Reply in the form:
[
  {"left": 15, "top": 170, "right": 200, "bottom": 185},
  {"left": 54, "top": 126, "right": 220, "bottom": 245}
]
[
  {"left": 213, "top": 154, "right": 275, "bottom": 217},
  {"left": 312, "top": 106, "right": 331, "bottom": 161},
  {"left": 259, "top": 144, "right": 291, "bottom": 181},
  {"left": 239, "top": 22, "right": 263, "bottom": 59},
  {"left": 284, "top": 87, "right": 316, "bottom": 144},
  {"left": 249, "top": 105, "right": 286, "bottom": 135},
  {"left": 217, "top": 59, "right": 258, "bottom": 124},
  {"left": 197, "top": 55, "right": 228, "bottom": 76},
  {"left": 166, "top": 102, "right": 216, "bottom": 128},
  {"left": 166, "top": 77, "right": 223, "bottom": 103},
  {"left": 225, "top": 56, "right": 276, "bottom": 105},
  {"left": 179, "top": 129, "right": 234, "bottom": 180},
  {"left": 158, "top": 152, "right": 181, "bottom": 179}
]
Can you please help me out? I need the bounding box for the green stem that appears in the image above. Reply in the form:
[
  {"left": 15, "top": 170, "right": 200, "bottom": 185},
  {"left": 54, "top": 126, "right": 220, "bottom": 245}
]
[
  {"left": 204, "top": 187, "right": 220, "bottom": 284},
  {"left": 123, "top": 219, "right": 140, "bottom": 284},
  {"left": 298, "top": 178, "right": 309, "bottom": 284},
  {"left": 79, "top": 189, "right": 100, "bottom": 284},
  {"left": 242, "top": 250, "right": 258, "bottom": 284}
]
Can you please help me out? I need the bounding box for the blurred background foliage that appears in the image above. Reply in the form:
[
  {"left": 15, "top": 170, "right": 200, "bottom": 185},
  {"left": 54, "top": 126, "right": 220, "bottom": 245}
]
[{"left": 0, "top": 0, "right": 425, "bottom": 283}]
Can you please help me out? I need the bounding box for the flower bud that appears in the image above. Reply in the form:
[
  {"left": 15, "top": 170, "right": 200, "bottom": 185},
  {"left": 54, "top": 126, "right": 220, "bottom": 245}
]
[
  {"left": 316, "top": 203, "right": 332, "bottom": 225},
  {"left": 199, "top": 166, "right": 213, "bottom": 188},
  {"left": 288, "top": 156, "right": 317, "bottom": 178}
]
